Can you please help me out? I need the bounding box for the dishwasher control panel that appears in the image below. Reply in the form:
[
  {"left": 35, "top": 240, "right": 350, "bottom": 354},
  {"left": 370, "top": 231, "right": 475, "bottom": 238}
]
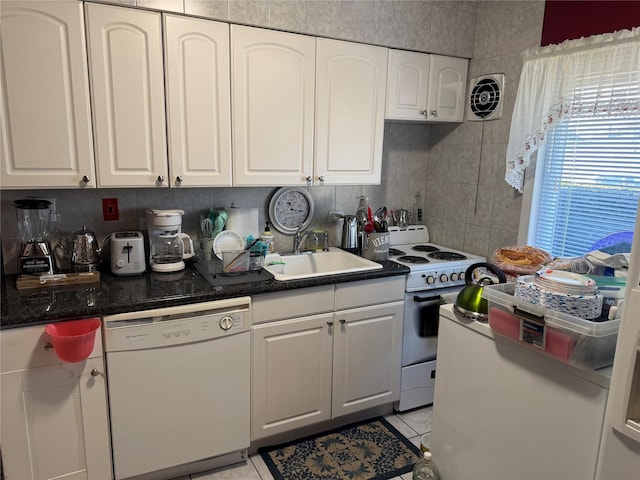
[{"left": 103, "top": 298, "right": 251, "bottom": 352}]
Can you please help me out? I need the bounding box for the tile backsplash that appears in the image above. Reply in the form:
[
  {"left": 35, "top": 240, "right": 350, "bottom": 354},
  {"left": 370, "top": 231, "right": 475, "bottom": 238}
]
[{"left": 1, "top": 1, "right": 547, "bottom": 274}]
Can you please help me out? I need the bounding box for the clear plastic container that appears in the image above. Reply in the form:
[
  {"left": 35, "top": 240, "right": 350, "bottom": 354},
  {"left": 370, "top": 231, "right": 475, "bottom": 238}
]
[
  {"left": 412, "top": 451, "right": 440, "bottom": 480},
  {"left": 222, "top": 250, "right": 249, "bottom": 274},
  {"left": 483, "top": 283, "right": 620, "bottom": 369}
]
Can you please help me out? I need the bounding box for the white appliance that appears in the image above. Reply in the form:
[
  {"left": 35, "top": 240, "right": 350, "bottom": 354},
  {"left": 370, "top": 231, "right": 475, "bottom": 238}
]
[
  {"left": 388, "top": 225, "right": 484, "bottom": 411},
  {"left": 431, "top": 306, "right": 612, "bottom": 479},
  {"left": 596, "top": 204, "right": 640, "bottom": 479},
  {"left": 103, "top": 297, "right": 251, "bottom": 480},
  {"left": 146, "top": 209, "right": 194, "bottom": 273},
  {"left": 110, "top": 231, "right": 146, "bottom": 275}
]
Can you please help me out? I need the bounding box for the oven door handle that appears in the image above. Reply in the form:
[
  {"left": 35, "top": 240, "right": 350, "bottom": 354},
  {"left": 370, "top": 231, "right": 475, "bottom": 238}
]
[{"left": 413, "top": 295, "right": 441, "bottom": 304}]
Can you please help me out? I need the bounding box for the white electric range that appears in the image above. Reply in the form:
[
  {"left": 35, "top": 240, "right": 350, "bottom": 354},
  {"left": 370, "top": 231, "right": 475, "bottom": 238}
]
[{"left": 387, "top": 225, "right": 485, "bottom": 411}]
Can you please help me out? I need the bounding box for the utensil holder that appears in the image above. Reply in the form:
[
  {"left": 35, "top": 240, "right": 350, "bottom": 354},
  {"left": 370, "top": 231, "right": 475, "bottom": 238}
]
[
  {"left": 222, "top": 250, "right": 250, "bottom": 274},
  {"left": 363, "top": 232, "right": 390, "bottom": 261}
]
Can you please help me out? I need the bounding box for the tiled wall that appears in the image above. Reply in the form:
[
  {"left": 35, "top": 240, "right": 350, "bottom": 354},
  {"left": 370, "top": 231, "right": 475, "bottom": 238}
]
[
  {"left": 1, "top": 0, "right": 546, "bottom": 273},
  {"left": 426, "top": 0, "right": 545, "bottom": 256}
]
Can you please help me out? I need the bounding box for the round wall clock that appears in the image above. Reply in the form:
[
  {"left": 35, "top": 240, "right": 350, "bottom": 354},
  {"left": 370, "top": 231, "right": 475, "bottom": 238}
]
[{"left": 268, "top": 187, "right": 315, "bottom": 234}]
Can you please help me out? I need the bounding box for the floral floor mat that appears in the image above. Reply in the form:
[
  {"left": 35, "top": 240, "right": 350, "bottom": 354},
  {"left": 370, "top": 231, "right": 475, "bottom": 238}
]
[{"left": 259, "top": 417, "right": 421, "bottom": 480}]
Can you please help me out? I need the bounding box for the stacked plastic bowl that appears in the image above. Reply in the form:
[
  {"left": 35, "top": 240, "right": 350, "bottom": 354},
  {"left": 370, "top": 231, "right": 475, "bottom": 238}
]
[{"left": 515, "top": 269, "right": 603, "bottom": 320}]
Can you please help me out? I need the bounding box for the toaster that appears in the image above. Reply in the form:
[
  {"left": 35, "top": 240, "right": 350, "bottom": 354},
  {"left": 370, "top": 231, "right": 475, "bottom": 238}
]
[{"left": 110, "top": 231, "right": 146, "bottom": 275}]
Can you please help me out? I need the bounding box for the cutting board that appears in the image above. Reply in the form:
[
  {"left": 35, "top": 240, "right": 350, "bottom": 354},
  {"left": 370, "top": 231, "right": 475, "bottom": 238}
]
[{"left": 225, "top": 208, "right": 259, "bottom": 239}]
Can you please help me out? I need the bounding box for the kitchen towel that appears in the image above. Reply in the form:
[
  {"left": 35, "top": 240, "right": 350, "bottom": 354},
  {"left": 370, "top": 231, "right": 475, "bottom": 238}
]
[{"left": 225, "top": 208, "right": 259, "bottom": 239}]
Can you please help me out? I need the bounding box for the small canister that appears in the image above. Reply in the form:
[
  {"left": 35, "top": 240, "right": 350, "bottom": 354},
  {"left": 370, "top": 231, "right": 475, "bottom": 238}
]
[
  {"left": 363, "top": 232, "right": 389, "bottom": 261},
  {"left": 341, "top": 215, "right": 358, "bottom": 253}
]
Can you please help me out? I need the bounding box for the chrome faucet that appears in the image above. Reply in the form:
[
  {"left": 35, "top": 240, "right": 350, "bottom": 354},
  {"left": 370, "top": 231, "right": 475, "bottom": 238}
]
[{"left": 293, "top": 228, "right": 312, "bottom": 254}]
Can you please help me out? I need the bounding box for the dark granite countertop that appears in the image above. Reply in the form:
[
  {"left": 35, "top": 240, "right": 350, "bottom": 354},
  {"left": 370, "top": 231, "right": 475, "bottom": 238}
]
[{"left": 1, "top": 259, "right": 409, "bottom": 330}]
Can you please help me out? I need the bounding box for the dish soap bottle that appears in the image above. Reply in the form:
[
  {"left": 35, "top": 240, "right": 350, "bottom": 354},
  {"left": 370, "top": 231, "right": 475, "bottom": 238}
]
[
  {"left": 261, "top": 222, "right": 275, "bottom": 253},
  {"left": 412, "top": 451, "right": 440, "bottom": 480}
]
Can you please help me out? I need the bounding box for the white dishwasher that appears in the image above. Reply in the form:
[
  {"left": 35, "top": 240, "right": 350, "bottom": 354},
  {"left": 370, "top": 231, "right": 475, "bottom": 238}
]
[{"left": 103, "top": 297, "right": 251, "bottom": 480}]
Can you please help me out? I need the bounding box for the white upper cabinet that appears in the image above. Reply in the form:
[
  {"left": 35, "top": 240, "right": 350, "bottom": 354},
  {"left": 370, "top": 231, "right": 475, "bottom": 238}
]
[
  {"left": 426, "top": 54, "right": 468, "bottom": 123},
  {"left": 232, "top": 25, "right": 316, "bottom": 186},
  {"left": 386, "top": 50, "right": 468, "bottom": 123},
  {"left": 0, "top": 1, "right": 96, "bottom": 189},
  {"left": 164, "top": 15, "right": 232, "bottom": 187},
  {"left": 85, "top": 3, "right": 168, "bottom": 188},
  {"left": 386, "top": 50, "right": 430, "bottom": 121},
  {"left": 315, "top": 39, "right": 388, "bottom": 185}
]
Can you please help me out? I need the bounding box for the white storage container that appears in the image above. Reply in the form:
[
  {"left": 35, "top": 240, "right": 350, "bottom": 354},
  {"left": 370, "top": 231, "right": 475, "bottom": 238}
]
[{"left": 482, "top": 283, "right": 620, "bottom": 369}]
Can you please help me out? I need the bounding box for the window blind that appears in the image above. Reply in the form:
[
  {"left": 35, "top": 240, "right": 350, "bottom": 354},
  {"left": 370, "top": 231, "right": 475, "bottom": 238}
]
[{"left": 532, "top": 115, "right": 640, "bottom": 257}]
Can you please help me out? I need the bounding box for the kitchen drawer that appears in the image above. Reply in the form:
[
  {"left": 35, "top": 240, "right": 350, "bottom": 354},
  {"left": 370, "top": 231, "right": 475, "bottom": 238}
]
[
  {"left": 1, "top": 322, "right": 104, "bottom": 372},
  {"left": 252, "top": 285, "right": 334, "bottom": 324},
  {"left": 335, "top": 276, "right": 405, "bottom": 310}
]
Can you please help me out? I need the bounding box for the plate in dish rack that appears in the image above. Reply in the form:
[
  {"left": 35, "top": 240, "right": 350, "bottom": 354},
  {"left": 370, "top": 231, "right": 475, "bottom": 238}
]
[{"left": 213, "top": 231, "right": 244, "bottom": 260}]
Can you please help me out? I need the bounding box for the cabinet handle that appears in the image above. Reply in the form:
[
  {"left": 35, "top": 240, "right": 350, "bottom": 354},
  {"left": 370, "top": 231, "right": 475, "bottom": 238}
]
[
  {"left": 81, "top": 175, "right": 90, "bottom": 184},
  {"left": 157, "top": 175, "right": 164, "bottom": 183},
  {"left": 44, "top": 342, "right": 54, "bottom": 351},
  {"left": 420, "top": 110, "right": 428, "bottom": 117},
  {"left": 305, "top": 176, "right": 312, "bottom": 184},
  {"left": 339, "top": 319, "right": 346, "bottom": 325},
  {"left": 176, "top": 175, "right": 183, "bottom": 183},
  {"left": 430, "top": 110, "right": 438, "bottom": 118},
  {"left": 90, "top": 368, "right": 100, "bottom": 377},
  {"left": 318, "top": 176, "right": 325, "bottom": 183},
  {"left": 327, "top": 320, "right": 334, "bottom": 327}
]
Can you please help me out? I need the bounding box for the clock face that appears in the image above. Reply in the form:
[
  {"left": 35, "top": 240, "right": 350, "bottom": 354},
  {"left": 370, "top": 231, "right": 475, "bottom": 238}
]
[{"left": 269, "top": 187, "right": 314, "bottom": 234}]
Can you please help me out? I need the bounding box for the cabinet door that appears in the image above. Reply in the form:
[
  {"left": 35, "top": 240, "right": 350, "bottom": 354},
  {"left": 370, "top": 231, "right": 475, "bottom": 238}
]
[
  {"left": 164, "top": 15, "right": 232, "bottom": 187},
  {"left": 0, "top": 1, "right": 95, "bottom": 189},
  {"left": 386, "top": 50, "right": 430, "bottom": 121},
  {"left": 86, "top": 3, "right": 168, "bottom": 187},
  {"left": 232, "top": 25, "right": 315, "bottom": 186},
  {"left": 332, "top": 301, "right": 403, "bottom": 417},
  {"left": 0, "top": 357, "right": 112, "bottom": 480},
  {"left": 251, "top": 313, "right": 334, "bottom": 440},
  {"left": 315, "top": 39, "right": 387, "bottom": 185},
  {"left": 425, "top": 55, "right": 468, "bottom": 123}
]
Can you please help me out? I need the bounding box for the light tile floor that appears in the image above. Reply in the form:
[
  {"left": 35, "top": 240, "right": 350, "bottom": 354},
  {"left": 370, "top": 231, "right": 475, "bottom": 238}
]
[{"left": 175, "top": 406, "right": 432, "bottom": 480}]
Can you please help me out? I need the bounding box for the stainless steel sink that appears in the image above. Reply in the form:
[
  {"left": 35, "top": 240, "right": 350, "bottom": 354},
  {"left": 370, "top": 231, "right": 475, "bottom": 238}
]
[{"left": 264, "top": 248, "right": 382, "bottom": 281}]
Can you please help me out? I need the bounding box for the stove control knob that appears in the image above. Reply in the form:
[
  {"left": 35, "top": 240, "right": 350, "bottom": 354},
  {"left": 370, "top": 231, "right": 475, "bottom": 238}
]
[
  {"left": 426, "top": 275, "right": 436, "bottom": 285},
  {"left": 451, "top": 272, "right": 459, "bottom": 281},
  {"left": 440, "top": 273, "right": 448, "bottom": 283},
  {"left": 460, "top": 271, "right": 466, "bottom": 281}
]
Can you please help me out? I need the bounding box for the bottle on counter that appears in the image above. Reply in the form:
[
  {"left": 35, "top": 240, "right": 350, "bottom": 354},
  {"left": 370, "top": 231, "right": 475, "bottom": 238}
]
[
  {"left": 261, "top": 222, "right": 275, "bottom": 253},
  {"left": 412, "top": 451, "right": 441, "bottom": 480},
  {"left": 414, "top": 191, "right": 423, "bottom": 224}
]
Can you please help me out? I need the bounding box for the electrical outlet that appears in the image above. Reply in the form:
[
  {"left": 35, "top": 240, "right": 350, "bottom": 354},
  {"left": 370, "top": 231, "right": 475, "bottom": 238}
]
[
  {"left": 328, "top": 210, "right": 344, "bottom": 222},
  {"left": 102, "top": 198, "right": 119, "bottom": 221}
]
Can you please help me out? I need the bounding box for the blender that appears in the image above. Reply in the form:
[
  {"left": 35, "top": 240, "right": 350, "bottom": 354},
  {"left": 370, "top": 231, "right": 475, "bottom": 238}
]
[
  {"left": 14, "top": 199, "right": 55, "bottom": 275},
  {"left": 146, "top": 209, "right": 194, "bottom": 273}
]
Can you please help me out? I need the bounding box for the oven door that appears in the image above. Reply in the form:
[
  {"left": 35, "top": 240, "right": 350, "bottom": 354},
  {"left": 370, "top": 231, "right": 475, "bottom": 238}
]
[{"left": 402, "top": 287, "right": 461, "bottom": 366}]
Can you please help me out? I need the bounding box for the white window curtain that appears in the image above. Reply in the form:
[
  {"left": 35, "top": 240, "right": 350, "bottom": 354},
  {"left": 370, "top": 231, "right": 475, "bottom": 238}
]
[{"left": 506, "top": 27, "right": 640, "bottom": 192}]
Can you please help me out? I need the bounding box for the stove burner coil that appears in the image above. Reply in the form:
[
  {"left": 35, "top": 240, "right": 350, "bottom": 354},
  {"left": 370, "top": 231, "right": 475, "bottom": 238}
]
[
  {"left": 397, "top": 255, "right": 430, "bottom": 264},
  {"left": 412, "top": 245, "right": 440, "bottom": 253},
  {"left": 388, "top": 248, "right": 406, "bottom": 256},
  {"left": 428, "top": 251, "right": 467, "bottom": 261}
]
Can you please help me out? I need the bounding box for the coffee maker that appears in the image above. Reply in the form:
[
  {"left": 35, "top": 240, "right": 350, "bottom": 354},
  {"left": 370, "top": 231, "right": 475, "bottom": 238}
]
[
  {"left": 14, "top": 199, "right": 55, "bottom": 275},
  {"left": 146, "top": 209, "right": 194, "bottom": 272}
]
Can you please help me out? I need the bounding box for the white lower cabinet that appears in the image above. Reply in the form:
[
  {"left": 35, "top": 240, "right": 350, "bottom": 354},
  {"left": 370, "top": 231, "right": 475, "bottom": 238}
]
[
  {"left": 0, "top": 324, "right": 112, "bottom": 480},
  {"left": 251, "top": 277, "right": 404, "bottom": 440}
]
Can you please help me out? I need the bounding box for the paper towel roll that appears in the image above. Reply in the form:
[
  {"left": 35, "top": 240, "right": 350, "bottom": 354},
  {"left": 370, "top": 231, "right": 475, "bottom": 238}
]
[{"left": 225, "top": 208, "right": 259, "bottom": 239}]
